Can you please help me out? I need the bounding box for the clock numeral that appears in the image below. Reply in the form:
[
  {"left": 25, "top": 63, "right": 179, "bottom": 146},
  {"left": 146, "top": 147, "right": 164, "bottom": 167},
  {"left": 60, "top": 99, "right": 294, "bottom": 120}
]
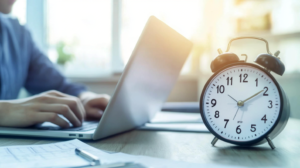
[
  {"left": 243, "top": 74, "right": 248, "bottom": 83},
  {"left": 224, "top": 119, "right": 229, "bottom": 128},
  {"left": 217, "top": 85, "right": 225, "bottom": 94},
  {"left": 250, "top": 124, "right": 256, "bottom": 132},
  {"left": 261, "top": 114, "right": 267, "bottom": 123},
  {"left": 239, "top": 73, "right": 248, "bottom": 83},
  {"left": 226, "top": 77, "right": 233, "bottom": 85},
  {"left": 236, "top": 125, "right": 242, "bottom": 134},
  {"left": 263, "top": 87, "right": 269, "bottom": 96},
  {"left": 211, "top": 99, "right": 217, "bottom": 107},
  {"left": 255, "top": 78, "right": 258, "bottom": 87},
  {"left": 239, "top": 74, "right": 242, "bottom": 83},
  {"left": 214, "top": 111, "right": 219, "bottom": 118},
  {"left": 268, "top": 100, "right": 273, "bottom": 108}
]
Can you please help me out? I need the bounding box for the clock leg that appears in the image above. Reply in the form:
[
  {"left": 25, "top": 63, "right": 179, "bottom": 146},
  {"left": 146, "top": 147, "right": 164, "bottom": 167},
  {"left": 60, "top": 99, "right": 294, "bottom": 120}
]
[
  {"left": 266, "top": 137, "right": 276, "bottom": 150},
  {"left": 211, "top": 137, "right": 218, "bottom": 146}
]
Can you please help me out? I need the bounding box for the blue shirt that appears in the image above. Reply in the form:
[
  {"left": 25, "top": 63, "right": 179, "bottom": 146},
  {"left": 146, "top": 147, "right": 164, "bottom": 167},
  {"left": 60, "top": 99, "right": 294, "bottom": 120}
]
[{"left": 0, "top": 14, "right": 86, "bottom": 99}]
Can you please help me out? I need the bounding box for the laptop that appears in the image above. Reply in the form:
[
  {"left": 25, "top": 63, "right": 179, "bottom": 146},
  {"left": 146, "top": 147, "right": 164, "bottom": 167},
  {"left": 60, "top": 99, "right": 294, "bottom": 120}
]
[{"left": 0, "top": 16, "right": 193, "bottom": 140}]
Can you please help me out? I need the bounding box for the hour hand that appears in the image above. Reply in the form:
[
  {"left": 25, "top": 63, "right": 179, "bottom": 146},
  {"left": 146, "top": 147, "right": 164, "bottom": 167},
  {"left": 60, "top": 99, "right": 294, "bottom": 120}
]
[{"left": 228, "top": 95, "right": 238, "bottom": 102}]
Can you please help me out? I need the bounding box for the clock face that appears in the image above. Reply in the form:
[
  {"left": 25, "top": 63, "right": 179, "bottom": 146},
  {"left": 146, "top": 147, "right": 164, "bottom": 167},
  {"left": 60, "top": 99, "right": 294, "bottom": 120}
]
[{"left": 201, "top": 64, "right": 281, "bottom": 142}]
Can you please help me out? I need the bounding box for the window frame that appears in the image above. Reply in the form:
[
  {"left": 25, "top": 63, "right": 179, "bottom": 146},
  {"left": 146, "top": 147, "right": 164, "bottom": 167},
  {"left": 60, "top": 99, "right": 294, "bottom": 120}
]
[
  {"left": 26, "top": 0, "right": 47, "bottom": 52},
  {"left": 26, "top": 0, "right": 124, "bottom": 76}
]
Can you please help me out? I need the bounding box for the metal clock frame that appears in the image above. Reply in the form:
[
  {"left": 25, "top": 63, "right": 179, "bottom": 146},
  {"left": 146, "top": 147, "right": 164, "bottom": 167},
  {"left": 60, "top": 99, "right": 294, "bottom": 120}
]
[{"left": 199, "top": 62, "right": 290, "bottom": 149}]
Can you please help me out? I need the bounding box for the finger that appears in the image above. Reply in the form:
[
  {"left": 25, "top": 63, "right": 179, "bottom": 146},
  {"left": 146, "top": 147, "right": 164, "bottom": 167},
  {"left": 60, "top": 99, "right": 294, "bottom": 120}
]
[
  {"left": 44, "top": 91, "right": 86, "bottom": 114},
  {"left": 87, "top": 97, "right": 110, "bottom": 110},
  {"left": 85, "top": 107, "right": 103, "bottom": 120},
  {"left": 45, "top": 90, "right": 73, "bottom": 98},
  {"left": 52, "top": 93, "right": 87, "bottom": 121},
  {"left": 38, "top": 104, "right": 82, "bottom": 127},
  {"left": 34, "top": 112, "right": 70, "bottom": 128},
  {"left": 38, "top": 95, "right": 85, "bottom": 122},
  {"left": 60, "top": 97, "right": 86, "bottom": 122},
  {"left": 37, "top": 91, "right": 86, "bottom": 121}
]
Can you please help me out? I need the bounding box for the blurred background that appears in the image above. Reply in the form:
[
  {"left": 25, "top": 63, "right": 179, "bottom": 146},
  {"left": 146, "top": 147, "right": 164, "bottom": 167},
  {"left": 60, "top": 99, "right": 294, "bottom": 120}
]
[{"left": 11, "top": 0, "right": 300, "bottom": 118}]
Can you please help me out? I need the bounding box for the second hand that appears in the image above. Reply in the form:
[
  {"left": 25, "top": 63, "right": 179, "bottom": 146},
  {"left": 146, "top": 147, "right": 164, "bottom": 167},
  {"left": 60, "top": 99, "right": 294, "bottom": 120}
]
[{"left": 233, "top": 107, "right": 240, "bottom": 120}]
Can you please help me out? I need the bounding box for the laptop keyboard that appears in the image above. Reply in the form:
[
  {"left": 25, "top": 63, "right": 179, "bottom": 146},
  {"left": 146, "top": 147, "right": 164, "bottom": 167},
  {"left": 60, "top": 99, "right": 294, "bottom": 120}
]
[{"left": 35, "top": 121, "right": 99, "bottom": 132}]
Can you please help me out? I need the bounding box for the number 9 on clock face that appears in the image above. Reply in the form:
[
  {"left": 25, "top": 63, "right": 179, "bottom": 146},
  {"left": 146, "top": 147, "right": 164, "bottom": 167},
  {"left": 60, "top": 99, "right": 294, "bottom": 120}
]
[{"left": 200, "top": 64, "right": 281, "bottom": 143}]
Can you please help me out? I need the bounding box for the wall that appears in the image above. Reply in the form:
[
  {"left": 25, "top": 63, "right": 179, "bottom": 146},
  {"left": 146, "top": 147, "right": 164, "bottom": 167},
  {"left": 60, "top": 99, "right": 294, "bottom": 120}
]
[{"left": 275, "top": 73, "right": 300, "bottom": 119}]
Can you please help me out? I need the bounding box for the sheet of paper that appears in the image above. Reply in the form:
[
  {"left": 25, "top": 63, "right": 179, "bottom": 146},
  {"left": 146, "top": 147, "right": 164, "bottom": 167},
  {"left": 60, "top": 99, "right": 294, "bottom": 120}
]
[
  {"left": 139, "top": 111, "right": 208, "bottom": 132},
  {"left": 0, "top": 139, "right": 242, "bottom": 168},
  {"left": 150, "top": 111, "right": 202, "bottom": 123},
  {"left": 0, "top": 139, "right": 94, "bottom": 168},
  {"left": 139, "top": 123, "right": 209, "bottom": 132}
]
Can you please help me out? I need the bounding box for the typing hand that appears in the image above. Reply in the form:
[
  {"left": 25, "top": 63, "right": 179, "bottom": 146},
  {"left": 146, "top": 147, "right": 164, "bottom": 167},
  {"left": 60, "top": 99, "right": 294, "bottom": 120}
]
[
  {"left": 0, "top": 90, "right": 85, "bottom": 128},
  {"left": 79, "top": 92, "right": 110, "bottom": 120}
]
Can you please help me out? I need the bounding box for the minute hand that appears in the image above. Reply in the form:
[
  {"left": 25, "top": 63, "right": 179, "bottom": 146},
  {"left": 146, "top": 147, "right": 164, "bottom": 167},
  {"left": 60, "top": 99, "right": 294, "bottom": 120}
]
[{"left": 241, "top": 89, "right": 264, "bottom": 104}]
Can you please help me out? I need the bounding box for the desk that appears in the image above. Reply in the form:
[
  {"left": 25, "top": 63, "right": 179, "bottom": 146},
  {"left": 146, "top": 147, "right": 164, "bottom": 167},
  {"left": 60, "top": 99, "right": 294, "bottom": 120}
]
[{"left": 0, "top": 118, "right": 299, "bottom": 167}]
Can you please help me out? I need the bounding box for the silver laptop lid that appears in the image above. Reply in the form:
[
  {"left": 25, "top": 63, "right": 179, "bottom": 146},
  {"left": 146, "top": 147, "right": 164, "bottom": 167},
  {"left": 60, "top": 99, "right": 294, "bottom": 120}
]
[{"left": 93, "top": 16, "right": 193, "bottom": 140}]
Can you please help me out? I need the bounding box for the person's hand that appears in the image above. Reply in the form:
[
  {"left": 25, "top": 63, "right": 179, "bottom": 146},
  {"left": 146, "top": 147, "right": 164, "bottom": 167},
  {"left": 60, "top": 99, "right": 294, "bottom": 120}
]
[
  {"left": 79, "top": 91, "right": 110, "bottom": 120},
  {"left": 0, "top": 90, "right": 85, "bottom": 128}
]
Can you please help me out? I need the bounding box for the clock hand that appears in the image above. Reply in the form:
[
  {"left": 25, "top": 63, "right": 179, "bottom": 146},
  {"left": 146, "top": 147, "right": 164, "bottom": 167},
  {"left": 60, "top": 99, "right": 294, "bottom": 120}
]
[
  {"left": 229, "top": 95, "right": 240, "bottom": 120},
  {"left": 233, "top": 107, "right": 240, "bottom": 120},
  {"left": 241, "top": 89, "right": 264, "bottom": 104},
  {"left": 228, "top": 95, "right": 238, "bottom": 102}
]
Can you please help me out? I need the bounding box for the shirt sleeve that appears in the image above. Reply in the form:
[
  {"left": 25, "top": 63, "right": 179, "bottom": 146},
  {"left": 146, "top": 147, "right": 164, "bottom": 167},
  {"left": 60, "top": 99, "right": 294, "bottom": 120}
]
[{"left": 24, "top": 28, "right": 87, "bottom": 97}]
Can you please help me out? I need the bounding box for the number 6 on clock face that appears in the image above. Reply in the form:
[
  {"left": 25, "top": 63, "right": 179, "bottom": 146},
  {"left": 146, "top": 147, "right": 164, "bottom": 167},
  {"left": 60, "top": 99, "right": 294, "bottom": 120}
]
[{"left": 201, "top": 64, "right": 281, "bottom": 142}]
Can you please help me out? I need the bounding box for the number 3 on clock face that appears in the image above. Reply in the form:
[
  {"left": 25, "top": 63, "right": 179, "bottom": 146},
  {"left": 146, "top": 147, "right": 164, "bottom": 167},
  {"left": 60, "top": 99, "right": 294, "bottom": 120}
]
[{"left": 201, "top": 64, "right": 281, "bottom": 142}]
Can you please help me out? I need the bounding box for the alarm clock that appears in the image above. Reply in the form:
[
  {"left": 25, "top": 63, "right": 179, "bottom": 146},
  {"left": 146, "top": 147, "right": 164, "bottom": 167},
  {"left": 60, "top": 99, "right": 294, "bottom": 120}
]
[{"left": 199, "top": 37, "right": 290, "bottom": 149}]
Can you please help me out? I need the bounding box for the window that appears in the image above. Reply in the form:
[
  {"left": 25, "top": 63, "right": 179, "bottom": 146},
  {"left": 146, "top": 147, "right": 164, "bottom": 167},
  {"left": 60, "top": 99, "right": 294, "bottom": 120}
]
[
  {"left": 10, "top": 0, "right": 26, "bottom": 25},
  {"left": 46, "top": 0, "right": 204, "bottom": 77},
  {"left": 121, "top": 0, "right": 203, "bottom": 74},
  {"left": 47, "top": 0, "right": 112, "bottom": 77},
  {"left": 11, "top": 0, "right": 204, "bottom": 77}
]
